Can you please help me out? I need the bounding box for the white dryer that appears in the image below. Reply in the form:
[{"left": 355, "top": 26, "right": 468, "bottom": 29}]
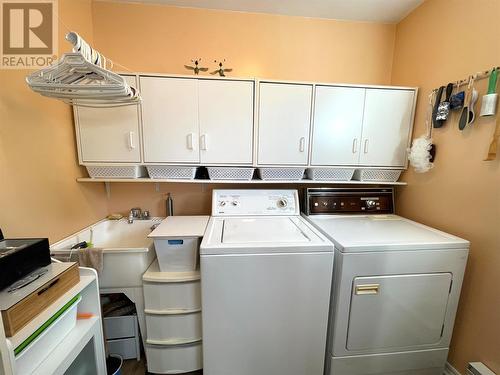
[
  {"left": 302, "top": 188, "right": 469, "bottom": 375},
  {"left": 201, "top": 189, "right": 334, "bottom": 375}
]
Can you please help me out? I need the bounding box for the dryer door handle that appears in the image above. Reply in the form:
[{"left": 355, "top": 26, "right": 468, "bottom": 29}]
[{"left": 355, "top": 284, "right": 380, "bottom": 295}]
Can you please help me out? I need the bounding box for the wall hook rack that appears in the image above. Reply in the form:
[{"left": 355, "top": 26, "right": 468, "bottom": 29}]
[{"left": 432, "top": 66, "right": 500, "bottom": 93}]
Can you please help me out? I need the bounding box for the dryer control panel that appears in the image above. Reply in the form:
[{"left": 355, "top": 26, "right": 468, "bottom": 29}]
[
  {"left": 212, "top": 190, "right": 299, "bottom": 216},
  {"left": 304, "top": 188, "right": 394, "bottom": 215}
]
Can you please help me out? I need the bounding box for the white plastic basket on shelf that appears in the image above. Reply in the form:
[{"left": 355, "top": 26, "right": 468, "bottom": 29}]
[
  {"left": 86, "top": 165, "right": 147, "bottom": 179},
  {"left": 147, "top": 166, "right": 197, "bottom": 180},
  {"left": 306, "top": 168, "right": 355, "bottom": 181},
  {"left": 155, "top": 238, "right": 199, "bottom": 272},
  {"left": 258, "top": 168, "right": 305, "bottom": 181},
  {"left": 353, "top": 169, "right": 402, "bottom": 182},
  {"left": 14, "top": 295, "right": 82, "bottom": 375},
  {"left": 207, "top": 167, "right": 255, "bottom": 181}
]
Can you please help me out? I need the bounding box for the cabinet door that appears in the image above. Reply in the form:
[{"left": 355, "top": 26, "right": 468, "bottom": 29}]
[
  {"left": 258, "top": 83, "right": 312, "bottom": 165},
  {"left": 140, "top": 77, "right": 200, "bottom": 163},
  {"left": 359, "top": 89, "right": 415, "bottom": 167},
  {"left": 76, "top": 75, "right": 141, "bottom": 163},
  {"left": 347, "top": 273, "right": 452, "bottom": 351},
  {"left": 311, "top": 86, "right": 365, "bottom": 166},
  {"left": 198, "top": 80, "right": 254, "bottom": 164}
]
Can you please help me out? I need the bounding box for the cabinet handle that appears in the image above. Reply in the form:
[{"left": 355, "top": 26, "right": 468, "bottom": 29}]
[
  {"left": 186, "top": 133, "right": 194, "bottom": 150},
  {"left": 299, "top": 137, "right": 306, "bottom": 152},
  {"left": 352, "top": 138, "right": 358, "bottom": 154},
  {"left": 200, "top": 134, "right": 208, "bottom": 151},
  {"left": 355, "top": 284, "right": 380, "bottom": 295},
  {"left": 363, "top": 139, "right": 369, "bottom": 154},
  {"left": 128, "top": 131, "right": 135, "bottom": 150}
]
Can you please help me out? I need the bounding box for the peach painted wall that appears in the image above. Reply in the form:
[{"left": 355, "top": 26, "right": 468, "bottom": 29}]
[
  {"left": 90, "top": 0, "right": 397, "bottom": 216},
  {"left": 391, "top": 0, "right": 500, "bottom": 372},
  {"left": 0, "top": 0, "right": 109, "bottom": 242},
  {"left": 91, "top": 1, "right": 396, "bottom": 83}
]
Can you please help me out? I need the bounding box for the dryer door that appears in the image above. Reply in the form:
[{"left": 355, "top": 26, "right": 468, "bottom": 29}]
[{"left": 346, "top": 273, "right": 452, "bottom": 351}]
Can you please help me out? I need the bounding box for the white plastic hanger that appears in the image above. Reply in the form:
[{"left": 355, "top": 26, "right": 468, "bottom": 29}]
[{"left": 26, "top": 32, "right": 141, "bottom": 107}]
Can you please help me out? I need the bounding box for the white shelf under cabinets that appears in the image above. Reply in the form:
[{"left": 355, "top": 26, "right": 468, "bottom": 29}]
[{"left": 77, "top": 177, "right": 407, "bottom": 185}]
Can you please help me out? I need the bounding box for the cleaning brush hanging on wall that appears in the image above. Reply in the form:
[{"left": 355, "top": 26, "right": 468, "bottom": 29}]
[
  {"left": 430, "top": 66, "right": 499, "bottom": 161},
  {"left": 408, "top": 91, "right": 436, "bottom": 173},
  {"left": 26, "top": 32, "right": 141, "bottom": 108},
  {"left": 431, "top": 66, "right": 499, "bottom": 130}
]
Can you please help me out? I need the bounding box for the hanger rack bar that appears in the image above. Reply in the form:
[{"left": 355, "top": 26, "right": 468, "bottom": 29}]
[{"left": 433, "top": 66, "right": 499, "bottom": 93}]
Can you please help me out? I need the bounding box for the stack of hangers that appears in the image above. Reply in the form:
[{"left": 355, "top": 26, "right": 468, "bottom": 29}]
[{"left": 26, "top": 32, "right": 141, "bottom": 107}]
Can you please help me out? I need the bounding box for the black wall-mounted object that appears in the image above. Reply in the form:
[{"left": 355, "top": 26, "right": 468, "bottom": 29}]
[{"left": 432, "top": 86, "right": 445, "bottom": 128}]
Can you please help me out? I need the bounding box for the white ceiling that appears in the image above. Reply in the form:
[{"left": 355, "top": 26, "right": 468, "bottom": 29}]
[{"left": 112, "top": 0, "right": 424, "bottom": 23}]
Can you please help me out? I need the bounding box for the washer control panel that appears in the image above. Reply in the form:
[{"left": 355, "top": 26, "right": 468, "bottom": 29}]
[
  {"left": 212, "top": 190, "right": 299, "bottom": 216},
  {"left": 305, "top": 188, "right": 394, "bottom": 215}
]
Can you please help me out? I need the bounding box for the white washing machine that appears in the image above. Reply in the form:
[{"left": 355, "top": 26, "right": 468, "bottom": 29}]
[
  {"left": 201, "top": 189, "right": 334, "bottom": 375},
  {"left": 302, "top": 188, "right": 469, "bottom": 375}
]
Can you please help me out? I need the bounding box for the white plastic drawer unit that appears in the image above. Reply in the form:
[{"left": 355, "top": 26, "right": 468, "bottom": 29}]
[
  {"left": 107, "top": 337, "right": 140, "bottom": 360},
  {"left": 146, "top": 341, "right": 202, "bottom": 374},
  {"left": 143, "top": 279, "right": 201, "bottom": 311},
  {"left": 347, "top": 273, "right": 452, "bottom": 351},
  {"left": 145, "top": 311, "right": 202, "bottom": 344},
  {"left": 103, "top": 316, "right": 137, "bottom": 340}
]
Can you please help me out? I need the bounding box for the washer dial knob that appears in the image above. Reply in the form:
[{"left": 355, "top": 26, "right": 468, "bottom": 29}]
[{"left": 277, "top": 198, "right": 288, "bottom": 208}]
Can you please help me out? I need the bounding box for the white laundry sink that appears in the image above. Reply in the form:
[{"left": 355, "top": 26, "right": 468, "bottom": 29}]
[{"left": 51, "top": 218, "right": 162, "bottom": 288}]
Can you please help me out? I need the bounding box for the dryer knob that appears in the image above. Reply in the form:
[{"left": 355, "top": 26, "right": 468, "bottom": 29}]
[
  {"left": 365, "top": 200, "right": 376, "bottom": 209},
  {"left": 231, "top": 200, "right": 239, "bottom": 206},
  {"left": 219, "top": 201, "right": 226, "bottom": 207}
]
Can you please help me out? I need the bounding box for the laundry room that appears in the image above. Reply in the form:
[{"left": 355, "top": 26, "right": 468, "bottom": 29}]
[{"left": 0, "top": 0, "right": 499, "bottom": 374}]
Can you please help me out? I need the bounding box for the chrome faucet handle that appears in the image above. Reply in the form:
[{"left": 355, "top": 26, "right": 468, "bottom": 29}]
[
  {"left": 127, "top": 212, "right": 134, "bottom": 224},
  {"left": 142, "top": 210, "right": 151, "bottom": 219},
  {"left": 130, "top": 207, "right": 142, "bottom": 218}
]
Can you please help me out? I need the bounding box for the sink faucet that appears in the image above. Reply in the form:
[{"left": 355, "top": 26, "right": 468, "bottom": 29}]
[{"left": 128, "top": 208, "right": 142, "bottom": 224}]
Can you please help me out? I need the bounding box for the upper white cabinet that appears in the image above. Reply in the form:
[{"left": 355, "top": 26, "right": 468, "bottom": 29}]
[
  {"left": 198, "top": 80, "right": 254, "bottom": 164},
  {"left": 73, "top": 73, "right": 416, "bottom": 173},
  {"left": 311, "top": 86, "right": 415, "bottom": 168},
  {"left": 258, "top": 83, "right": 313, "bottom": 165},
  {"left": 75, "top": 75, "right": 141, "bottom": 163},
  {"left": 140, "top": 77, "right": 253, "bottom": 165},
  {"left": 359, "top": 89, "right": 415, "bottom": 167},
  {"left": 140, "top": 77, "right": 200, "bottom": 163},
  {"left": 311, "top": 86, "right": 366, "bottom": 166}
]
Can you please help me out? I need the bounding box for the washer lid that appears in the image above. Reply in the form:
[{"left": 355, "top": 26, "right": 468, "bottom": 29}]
[
  {"left": 307, "top": 215, "right": 469, "bottom": 252},
  {"left": 222, "top": 217, "right": 310, "bottom": 244},
  {"left": 201, "top": 216, "right": 333, "bottom": 254}
]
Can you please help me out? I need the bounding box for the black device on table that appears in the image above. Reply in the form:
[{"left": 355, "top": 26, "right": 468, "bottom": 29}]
[{"left": 0, "top": 228, "right": 51, "bottom": 291}]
